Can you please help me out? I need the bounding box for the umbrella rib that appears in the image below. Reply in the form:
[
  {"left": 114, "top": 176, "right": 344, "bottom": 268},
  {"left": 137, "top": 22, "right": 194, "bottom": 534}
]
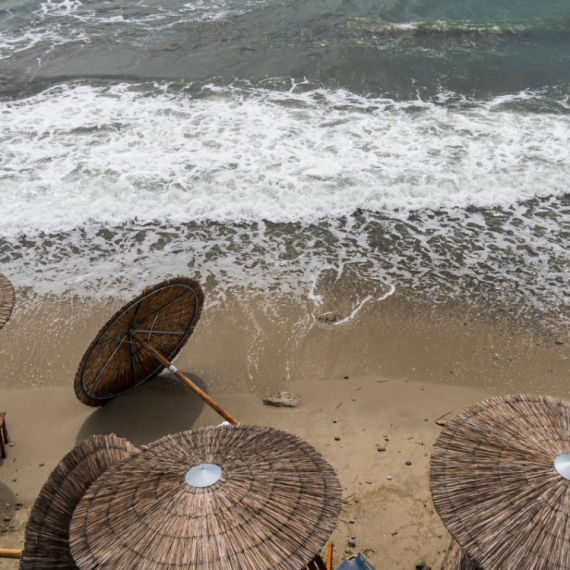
[
  {"left": 147, "top": 314, "right": 159, "bottom": 341},
  {"left": 86, "top": 334, "right": 128, "bottom": 391},
  {"left": 94, "top": 301, "right": 143, "bottom": 349},
  {"left": 131, "top": 290, "right": 191, "bottom": 329},
  {"left": 129, "top": 337, "right": 138, "bottom": 385},
  {"left": 93, "top": 332, "right": 125, "bottom": 349},
  {"left": 129, "top": 300, "right": 142, "bottom": 329}
]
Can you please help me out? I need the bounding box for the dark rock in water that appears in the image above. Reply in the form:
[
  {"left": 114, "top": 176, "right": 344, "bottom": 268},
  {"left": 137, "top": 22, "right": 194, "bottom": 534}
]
[
  {"left": 262, "top": 392, "right": 301, "bottom": 407},
  {"left": 317, "top": 312, "right": 344, "bottom": 324}
]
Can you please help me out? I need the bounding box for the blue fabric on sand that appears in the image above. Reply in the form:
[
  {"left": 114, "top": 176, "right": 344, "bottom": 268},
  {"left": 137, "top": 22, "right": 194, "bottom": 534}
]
[{"left": 335, "top": 554, "right": 376, "bottom": 570}]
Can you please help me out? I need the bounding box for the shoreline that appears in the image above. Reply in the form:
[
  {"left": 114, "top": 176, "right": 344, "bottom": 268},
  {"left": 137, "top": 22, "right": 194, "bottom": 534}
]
[{"left": 1, "top": 286, "right": 568, "bottom": 394}]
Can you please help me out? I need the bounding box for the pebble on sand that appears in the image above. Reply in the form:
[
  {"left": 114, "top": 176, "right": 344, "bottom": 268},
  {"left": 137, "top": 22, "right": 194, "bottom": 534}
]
[{"left": 262, "top": 392, "right": 301, "bottom": 407}]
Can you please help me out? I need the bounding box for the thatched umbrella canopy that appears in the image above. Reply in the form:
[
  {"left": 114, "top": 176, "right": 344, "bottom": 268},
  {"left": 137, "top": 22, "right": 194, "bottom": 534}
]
[
  {"left": 431, "top": 394, "right": 570, "bottom": 570},
  {"left": 75, "top": 277, "right": 204, "bottom": 407},
  {"left": 70, "top": 425, "right": 342, "bottom": 570},
  {"left": 20, "top": 434, "right": 137, "bottom": 569},
  {"left": 0, "top": 273, "right": 15, "bottom": 330},
  {"left": 441, "top": 540, "right": 481, "bottom": 570}
]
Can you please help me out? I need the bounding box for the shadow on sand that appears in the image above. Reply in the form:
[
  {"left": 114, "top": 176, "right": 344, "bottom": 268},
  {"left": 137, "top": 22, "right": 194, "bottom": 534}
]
[
  {"left": 76, "top": 372, "right": 208, "bottom": 447},
  {"left": 0, "top": 480, "right": 17, "bottom": 532}
]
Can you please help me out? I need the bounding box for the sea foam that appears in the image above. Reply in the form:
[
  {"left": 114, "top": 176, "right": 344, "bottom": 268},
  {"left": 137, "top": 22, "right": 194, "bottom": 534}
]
[{"left": 0, "top": 82, "right": 569, "bottom": 237}]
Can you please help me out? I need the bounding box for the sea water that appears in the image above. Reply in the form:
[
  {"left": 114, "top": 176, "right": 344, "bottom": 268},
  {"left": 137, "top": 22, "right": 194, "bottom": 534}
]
[{"left": 0, "top": 0, "right": 569, "bottom": 320}]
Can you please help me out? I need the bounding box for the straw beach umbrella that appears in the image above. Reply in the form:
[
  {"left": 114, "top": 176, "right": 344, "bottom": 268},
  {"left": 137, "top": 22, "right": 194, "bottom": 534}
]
[
  {"left": 0, "top": 273, "right": 15, "bottom": 330},
  {"left": 431, "top": 394, "right": 570, "bottom": 570},
  {"left": 70, "top": 424, "right": 342, "bottom": 570},
  {"left": 74, "top": 277, "right": 237, "bottom": 424},
  {"left": 2, "top": 435, "right": 137, "bottom": 567},
  {"left": 75, "top": 277, "right": 203, "bottom": 407},
  {"left": 441, "top": 540, "right": 481, "bottom": 570}
]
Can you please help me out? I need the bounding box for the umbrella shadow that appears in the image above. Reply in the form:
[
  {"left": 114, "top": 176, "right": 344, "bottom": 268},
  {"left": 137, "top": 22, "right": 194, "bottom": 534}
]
[
  {"left": 76, "top": 372, "right": 208, "bottom": 447},
  {"left": 0, "top": 480, "right": 16, "bottom": 533}
]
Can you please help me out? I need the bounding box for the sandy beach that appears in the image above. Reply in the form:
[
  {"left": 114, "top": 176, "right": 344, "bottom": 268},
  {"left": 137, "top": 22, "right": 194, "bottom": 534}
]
[{"left": 1, "top": 286, "right": 568, "bottom": 569}]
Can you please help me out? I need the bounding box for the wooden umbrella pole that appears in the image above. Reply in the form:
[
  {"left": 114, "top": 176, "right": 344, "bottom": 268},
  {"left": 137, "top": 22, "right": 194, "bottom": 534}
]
[
  {"left": 134, "top": 336, "right": 240, "bottom": 425},
  {"left": 0, "top": 549, "right": 21, "bottom": 559},
  {"left": 326, "top": 544, "right": 334, "bottom": 570}
]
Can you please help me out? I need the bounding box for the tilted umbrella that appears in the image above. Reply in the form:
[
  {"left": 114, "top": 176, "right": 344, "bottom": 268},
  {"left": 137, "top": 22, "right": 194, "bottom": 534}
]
[
  {"left": 70, "top": 424, "right": 342, "bottom": 570},
  {"left": 0, "top": 434, "right": 137, "bottom": 566},
  {"left": 74, "top": 277, "right": 238, "bottom": 424},
  {"left": 0, "top": 273, "right": 15, "bottom": 330},
  {"left": 431, "top": 394, "right": 570, "bottom": 570}
]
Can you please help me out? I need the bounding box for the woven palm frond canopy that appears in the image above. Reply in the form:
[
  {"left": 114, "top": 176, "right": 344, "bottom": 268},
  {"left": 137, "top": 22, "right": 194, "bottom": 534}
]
[
  {"left": 75, "top": 277, "right": 204, "bottom": 407},
  {"left": 20, "top": 434, "right": 138, "bottom": 569},
  {"left": 431, "top": 394, "right": 570, "bottom": 570},
  {"left": 441, "top": 540, "right": 481, "bottom": 570},
  {"left": 74, "top": 277, "right": 238, "bottom": 424},
  {"left": 0, "top": 273, "right": 15, "bottom": 330},
  {"left": 70, "top": 424, "right": 342, "bottom": 570}
]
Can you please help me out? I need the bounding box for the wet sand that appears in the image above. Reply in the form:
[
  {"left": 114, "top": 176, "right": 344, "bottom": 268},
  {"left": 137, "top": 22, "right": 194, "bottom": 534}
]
[{"left": 0, "top": 287, "right": 568, "bottom": 569}]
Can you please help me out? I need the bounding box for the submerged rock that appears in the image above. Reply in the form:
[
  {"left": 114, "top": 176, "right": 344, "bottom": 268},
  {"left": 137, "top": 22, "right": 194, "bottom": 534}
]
[
  {"left": 262, "top": 392, "right": 301, "bottom": 408},
  {"left": 317, "top": 312, "right": 344, "bottom": 324}
]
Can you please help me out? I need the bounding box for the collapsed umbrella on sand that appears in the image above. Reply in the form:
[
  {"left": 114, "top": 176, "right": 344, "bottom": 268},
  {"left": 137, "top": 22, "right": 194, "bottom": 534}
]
[
  {"left": 0, "top": 434, "right": 138, "bottom": 565},
  {"left": 0, "top": 273, "right": 15, "bottom": 331},
  {"left": 431, "top": 394, "right": 570, "bottom": 570},
  {"left": 74, "top": 277, "right": 238, "bottom": 425},
  {"left": 70, "top": 424, "right": 342, "bottom": 570}
]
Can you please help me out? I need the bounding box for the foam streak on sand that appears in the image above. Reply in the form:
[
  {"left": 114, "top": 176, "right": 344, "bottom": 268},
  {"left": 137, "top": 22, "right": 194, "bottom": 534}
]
[{"left": 329, "top": 285, "right": 395, "bottom": 326}]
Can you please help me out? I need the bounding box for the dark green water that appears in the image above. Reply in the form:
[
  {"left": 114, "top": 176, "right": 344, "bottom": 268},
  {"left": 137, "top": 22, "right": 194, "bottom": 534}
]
[{"left": 2, "top": 0, "right": 570, "bottom": 98}]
